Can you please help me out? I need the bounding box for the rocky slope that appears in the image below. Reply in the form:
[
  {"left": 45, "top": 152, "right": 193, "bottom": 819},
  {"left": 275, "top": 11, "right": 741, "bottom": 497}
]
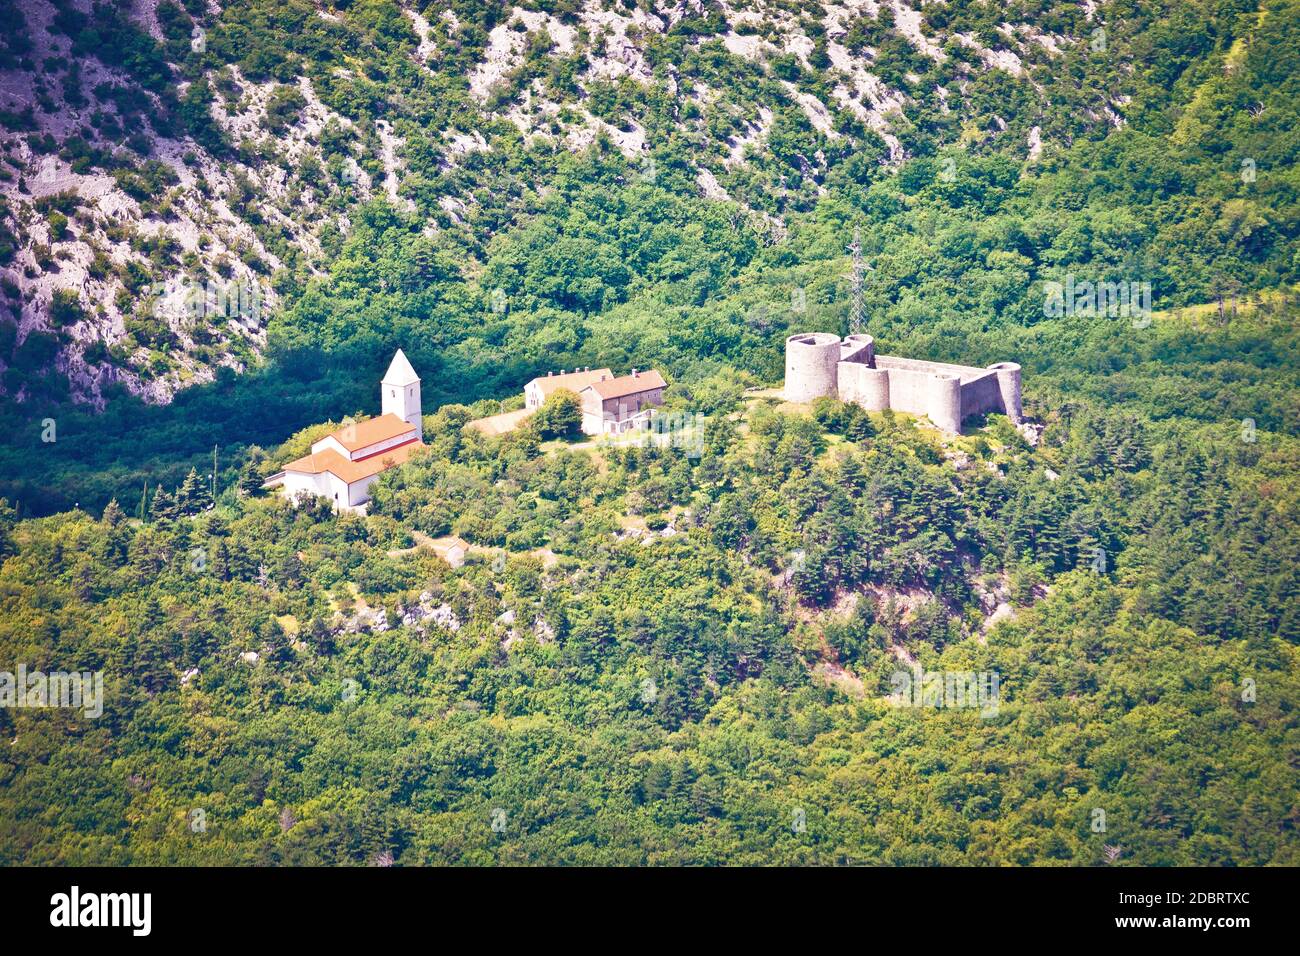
[{"left": 0, "top": 0, "right": 1127, "bottom": 406}]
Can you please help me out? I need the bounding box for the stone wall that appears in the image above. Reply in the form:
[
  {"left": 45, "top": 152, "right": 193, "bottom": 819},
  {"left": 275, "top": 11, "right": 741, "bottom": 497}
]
[
  {"left": 841, "top": 334, "right": 875, "bottom": 365},
  {"left": 783, "top": 333, "right": 1022, "bottom": 434},
  {"left": 958, "top": 369, "right": 1002, "bottom": 419},
  {"left": 784, "top": 333, "right": 842, "bottom": 402},
  {"left": 988, "top": 362, "right": 1023, "bottom": 423},
  {"left": 838, "top": 360, "right": 890, "bottom": 410},
  {"left": 875, "top": 367, "right": 961, "bottom": 434}
]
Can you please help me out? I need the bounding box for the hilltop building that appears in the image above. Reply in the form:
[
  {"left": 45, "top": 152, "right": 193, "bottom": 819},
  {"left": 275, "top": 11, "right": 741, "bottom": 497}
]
[
  {"left": 784, "top": 333, "right": 1021, "bottom": 434},
  {"left": 513, "top": 366, "right": 667, "bottom": 435},
  {"left": 524, "top": 367, "right": 612, "bottom": 410},
  {"left": 265, "top": 350, "right": 424, "bottom": 510},
  {"left": 577, "top": 368, "right": 666, "bottom": 434},
  {"left": 380, "top": 348, "right": 423, "bottom": 439}
]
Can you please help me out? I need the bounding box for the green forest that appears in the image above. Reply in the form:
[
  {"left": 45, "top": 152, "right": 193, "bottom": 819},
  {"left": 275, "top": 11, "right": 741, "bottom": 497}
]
[{"left": 0, "top": 0, "right": 1298, "bottom": 864}]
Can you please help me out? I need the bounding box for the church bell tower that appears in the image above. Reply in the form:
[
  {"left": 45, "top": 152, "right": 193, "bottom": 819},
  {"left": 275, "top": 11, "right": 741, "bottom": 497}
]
[{"left": 381, "top": 349, "right": 422, "bottom": 440}]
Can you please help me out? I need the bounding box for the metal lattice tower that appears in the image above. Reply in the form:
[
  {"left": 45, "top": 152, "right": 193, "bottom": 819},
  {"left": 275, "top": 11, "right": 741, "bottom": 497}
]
[{"left": 848, "top": 226, "right": 866, "bottom": 335}]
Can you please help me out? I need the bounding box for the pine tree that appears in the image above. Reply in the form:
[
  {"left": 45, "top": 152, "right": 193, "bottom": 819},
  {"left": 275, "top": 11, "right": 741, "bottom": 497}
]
[
  {"left": 239, "top": 460, "right": 264, "bottom": 497},
  {"left": 837, "top": 452, "right": 868, "bottom": 495},
  {"left": 101, "top": 498, "right": 126, "bottom": 527},
  {"left": 0, "top": 498, "right": 15, "bottom": 560},
  {"left": 133, "top": 633, "right": 171, "bottom": 695},
  {"left": 73, "top": 562, "right": 96, "bottom": 603},
  {"left": 196, "top": 467, "right": 214, "bottom": 511},
  {"left": 846, "top": 407, "right": 875, "bottom": 442},
  {"left": 101, "top": 499, "right": 131, "bottom": 566},
  {"left": 177, "top": 468, "right": 205, "bottom": 515},
  {"left": 141, "top": 595, "right": 164, "bottom": 631},
  {"left": 213, "top": 541, "right": 232, "bottom": 581},
  {"left": 307, "top": 616, "right": 336, "bottom": 656},
  {"left": 287, "top": 551, "right": 306, "bottom": 585},
  {"left": 183, "top": 628, "right": 217, "bottom": 666},
  {"left": 265, "top": 621, "right": 294, "bottom": 664},
  {"left": 149, "top": 487, "right": 177, "bottom": 522},
  {"left": 667, "top": 460, "right": 692, "bottom": 503}
]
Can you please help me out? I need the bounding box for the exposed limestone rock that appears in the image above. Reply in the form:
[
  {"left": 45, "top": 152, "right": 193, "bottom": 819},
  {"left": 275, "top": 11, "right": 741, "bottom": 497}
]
[{"left": 398, "top": 591, "right": 462, "bottom": 632}]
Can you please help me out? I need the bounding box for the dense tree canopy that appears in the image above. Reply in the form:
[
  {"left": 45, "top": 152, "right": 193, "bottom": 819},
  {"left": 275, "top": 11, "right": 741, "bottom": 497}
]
[{"left": 0, "top": 0, "right": 1297, "bottom": 865}]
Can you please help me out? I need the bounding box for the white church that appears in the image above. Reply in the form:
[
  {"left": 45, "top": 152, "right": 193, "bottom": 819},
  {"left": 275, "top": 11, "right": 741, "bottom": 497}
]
[{"left": 265, "top": 350, "right": 424, "bottom": 511}]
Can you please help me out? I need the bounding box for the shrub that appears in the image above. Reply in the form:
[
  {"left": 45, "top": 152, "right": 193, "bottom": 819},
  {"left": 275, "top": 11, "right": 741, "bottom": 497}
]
[
  {"left": 531, "top": 389, "right": 583, "bottom": 440},
  {"left": 49, "top": 288, "right": 84, "bottom": 326},
  {"left": 47, "top": 210, "right": 68, "bottom": 241}
]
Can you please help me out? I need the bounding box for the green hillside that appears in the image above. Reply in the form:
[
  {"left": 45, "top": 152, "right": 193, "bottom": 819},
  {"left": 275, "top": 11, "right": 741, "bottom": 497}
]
[{"left": 0, "top": 0, "right": 1297, "bottom": 865}]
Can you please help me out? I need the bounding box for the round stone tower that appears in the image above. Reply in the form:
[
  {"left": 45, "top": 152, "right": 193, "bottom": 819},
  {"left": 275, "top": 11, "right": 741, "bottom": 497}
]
[
  {"left": 784, "top": 333, "right": 842, "bottom": 403},
  {"left": 928, "top": 373, "right": 963, "bottom": 434},
  {"left": 857, "top": 367, "right": 891, "bottom": 411},
  {"left": 987, "top": 362, "right": 1023, "bottom": 423}
]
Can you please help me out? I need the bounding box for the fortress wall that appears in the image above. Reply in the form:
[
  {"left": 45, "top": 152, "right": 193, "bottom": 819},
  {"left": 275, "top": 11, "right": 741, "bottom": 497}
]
[
  {"left": 875, "top": 354, "right": 985, "bottom": 382},
  {"left": 988, "top": 363, "right": 1023, "bottom": 422},
  {"left": 858, "top": 366, "right": 891, "bottom": 410},
  {"left": 837, "top": 361, "right": 890, "bottom": 409},
  {"left": 884, "top": 364, "right": 943, "bottom": 419},
  {"left": 783, "top": 336, "right": 1022, "bottom": 432},
  {"left": 879, "top": 365, "right": 963, "bottom": 433},
  {"left": 841, "top": 334, "right": 875, "bottom": 365},
  {"left": 959, "top": 371, "right": 1002, "bottom": 420},
  {"left": 928, "top": 375, "right": 963, "bottom": 434},
  {"left": 785, "top": 333, "right": 842, "bottom": 403},
  {"left": 837, "top": 361, "right": 862, "bottom": 405}
]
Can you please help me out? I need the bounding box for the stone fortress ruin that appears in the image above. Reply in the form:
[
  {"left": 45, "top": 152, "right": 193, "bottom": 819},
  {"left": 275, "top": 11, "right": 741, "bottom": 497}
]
[{"left": 784, "top": 333, "right": 1022, "bottom": 435}]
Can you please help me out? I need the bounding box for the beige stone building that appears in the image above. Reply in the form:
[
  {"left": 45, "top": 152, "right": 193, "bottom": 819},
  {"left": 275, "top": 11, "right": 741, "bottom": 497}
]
[
  {"left": 576, "top": 368, "right": 667, "bottom": 435},
  {"left": 473, "top": 365, "right": 669, "bottom": 437},
  {"left": 523, "top": 367, "right": 612, "bottom": 410}
]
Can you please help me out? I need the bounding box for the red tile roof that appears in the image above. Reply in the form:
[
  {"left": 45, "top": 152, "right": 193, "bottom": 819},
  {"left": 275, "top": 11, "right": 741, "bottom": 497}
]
[
  {"left": 527, "top": 368, "right": 614, "bottom": 398},
  {"left": 583, "top": 369, "right": 666, "bottom": 400},
  {"left": 284, "top": 438, "right": 423, "bottom": 485},
  {"left": 322, "top": 413, "right": 416, "bottom": 453}
]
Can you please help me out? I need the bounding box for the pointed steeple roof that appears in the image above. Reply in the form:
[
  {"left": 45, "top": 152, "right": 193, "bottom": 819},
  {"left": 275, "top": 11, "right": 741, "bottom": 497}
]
[{"left": 382, "top": 348, "right": 419, "bottom": 386}]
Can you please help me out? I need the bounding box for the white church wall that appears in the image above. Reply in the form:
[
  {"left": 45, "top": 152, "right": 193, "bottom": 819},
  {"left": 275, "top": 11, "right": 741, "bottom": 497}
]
[
  {"left": 352, "top": 429, "right": 415, "bottom": 460},
  {"left": 348, "top": 474, "right": 381, "bottom": 507},
  {"left": 311, "top": 435, "right": 352, "bottom": 459},
  {"left": 282, "top": 470, "right": 354, "bottom": 510},
  {"left": 281, "top": 471, "right": 326, "bottom": 503},
  {"left": 324, "top": 473, "right": 351, "bottom": 508}
]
